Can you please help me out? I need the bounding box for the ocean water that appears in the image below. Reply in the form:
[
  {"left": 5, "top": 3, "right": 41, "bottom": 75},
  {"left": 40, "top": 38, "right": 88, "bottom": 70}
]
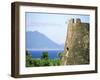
[{"left": 28, "top": 50, "right": 64, "bottom": 59}]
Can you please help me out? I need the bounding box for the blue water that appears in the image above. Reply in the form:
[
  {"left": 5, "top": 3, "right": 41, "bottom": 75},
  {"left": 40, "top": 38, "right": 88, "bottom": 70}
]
[{"left": 28, "top": 50, "right": 64, "bottom": 59}]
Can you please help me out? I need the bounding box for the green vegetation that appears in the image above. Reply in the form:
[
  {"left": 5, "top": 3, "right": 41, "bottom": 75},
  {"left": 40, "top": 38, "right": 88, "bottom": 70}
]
[
  {"left": 41, "top": 51, "right": 49, "bottom": 60},
  {"left": 58, "top": 52, "right": 63, "bottom": 60},
  {"left": 26, "top": 51, "right": 63, "bottom": 67}
]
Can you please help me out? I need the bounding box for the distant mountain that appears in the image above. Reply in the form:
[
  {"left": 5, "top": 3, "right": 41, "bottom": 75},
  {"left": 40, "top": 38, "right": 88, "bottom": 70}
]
[{"left": 26, "top": 31, "right": 64, "bottom": 50}]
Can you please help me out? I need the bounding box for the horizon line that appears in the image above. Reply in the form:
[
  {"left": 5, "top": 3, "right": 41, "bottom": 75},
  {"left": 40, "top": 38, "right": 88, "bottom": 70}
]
[{"left": 26, "top": 49, "right": 64, "bottom": 51}]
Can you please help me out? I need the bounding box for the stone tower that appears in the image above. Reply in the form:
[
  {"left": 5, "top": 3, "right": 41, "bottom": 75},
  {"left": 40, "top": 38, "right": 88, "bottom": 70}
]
[{"left": 61, "top": 18, "right": 89, "bottom": 65}]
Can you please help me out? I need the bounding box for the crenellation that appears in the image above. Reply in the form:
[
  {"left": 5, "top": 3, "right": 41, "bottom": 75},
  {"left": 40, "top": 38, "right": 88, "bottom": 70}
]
[
  {"left": 76, "top": 18, "right": 81, "bottom": 23},
  {"left": 69, "top": 18, "right": 74, "bottom": 23},
  {"left": 69, "top": 18, "right": 81, "bottom": 24}
]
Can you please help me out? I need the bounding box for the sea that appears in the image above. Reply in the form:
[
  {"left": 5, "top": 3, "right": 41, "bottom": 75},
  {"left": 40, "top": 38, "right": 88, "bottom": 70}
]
[{"left": 28, "top": 50, "right": 64, "bottom": 59}]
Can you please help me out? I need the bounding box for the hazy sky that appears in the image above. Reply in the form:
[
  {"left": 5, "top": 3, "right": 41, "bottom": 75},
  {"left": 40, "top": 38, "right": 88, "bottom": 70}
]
[{"left": 26, "top": 12, "right": 90, "bottom": 45}]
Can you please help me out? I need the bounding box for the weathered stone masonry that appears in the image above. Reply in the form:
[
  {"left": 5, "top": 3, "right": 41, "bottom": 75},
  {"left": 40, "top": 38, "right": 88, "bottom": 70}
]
[{"left": 61, "top": 18, "right": 89, "bottom": 65}]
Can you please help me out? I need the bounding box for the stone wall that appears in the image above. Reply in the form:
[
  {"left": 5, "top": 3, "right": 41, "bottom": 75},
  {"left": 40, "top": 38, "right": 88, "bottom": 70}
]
[{"left": 61, "top": 18, "right": 89, "bottom": 65}]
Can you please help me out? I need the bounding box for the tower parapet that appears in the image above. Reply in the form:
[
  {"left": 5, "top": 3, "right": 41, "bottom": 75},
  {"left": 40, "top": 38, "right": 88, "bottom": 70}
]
[
  {"left": 68, "top": 18, "right": 81, "bottom": 24},
  {"left": 76, "top": 18, "right": 81, "bottom": 24},
  {"left": 69, "top": 18, "right": 74, "bottom": 23}
]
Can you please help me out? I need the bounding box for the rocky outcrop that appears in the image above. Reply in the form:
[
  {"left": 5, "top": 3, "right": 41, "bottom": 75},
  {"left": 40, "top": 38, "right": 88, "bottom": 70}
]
[{"left": 61, "top": 18, "right": 89, "bottom": 65}]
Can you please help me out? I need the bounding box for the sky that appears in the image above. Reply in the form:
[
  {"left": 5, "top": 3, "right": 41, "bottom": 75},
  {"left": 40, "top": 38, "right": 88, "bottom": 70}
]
[{"left": 26, "top": 12, "right": 90, "bottom": 45}]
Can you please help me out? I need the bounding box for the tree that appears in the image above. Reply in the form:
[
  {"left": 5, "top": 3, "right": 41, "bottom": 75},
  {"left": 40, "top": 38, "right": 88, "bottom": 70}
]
[
  {"left": 26, "top": 51, "right": 34, "bottom": 67},
  {"left": 26, "top": 50, "right": 29, "bottom": 55},
  {"left": 58, "top": 52, "right": 63, "bottom": 60},
  {"left": 41, "top": 51, "right": 49, "bottom": 59}
]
